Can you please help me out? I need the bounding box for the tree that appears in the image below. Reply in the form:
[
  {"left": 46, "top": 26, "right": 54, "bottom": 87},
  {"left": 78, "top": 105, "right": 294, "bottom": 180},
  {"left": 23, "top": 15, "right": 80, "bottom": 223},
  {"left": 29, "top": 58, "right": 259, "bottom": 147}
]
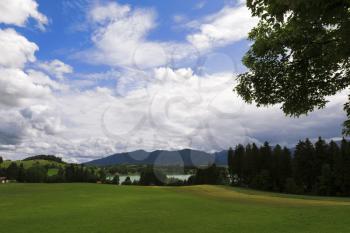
[
  {"left": 98, "top": 169, "right": 107, "bottom": 183},
  {"left": 329, "top": 140, "right": 342, "bottom": 195},
  {"left": 17, "top": 163, "right": 26, "bottom": 182},
  {"left": 232, "top": 144, "right": 245, "bottom": 185},
  {"left": 25, "top": 166, "right": 47, "bottom": 183},
  {"left": 227, "top": 147, "right": 234, "bottom": 178},
  {"left": 293, "top": 139, "right": 316, "bottom": 193},
  {"left": 139, "top": 167, "right": 167, "bottom": 186},
  {"left": 6, "top": 162, "right": 19, "bottom": 180},
  {"left": 122, "top": 176, "right": 132, "bottom": 185},
  {"left": 236, "top": 0, "right": 350, "bottom": 133},
  {"left": 341, "top": 138, "right": 350, "bottom": 195},
  {"left": 0, "top": 156, "right": 3, "bottom": 164},
  {"left": 112, "top": 175, "right": 120, "bottom": 185}
]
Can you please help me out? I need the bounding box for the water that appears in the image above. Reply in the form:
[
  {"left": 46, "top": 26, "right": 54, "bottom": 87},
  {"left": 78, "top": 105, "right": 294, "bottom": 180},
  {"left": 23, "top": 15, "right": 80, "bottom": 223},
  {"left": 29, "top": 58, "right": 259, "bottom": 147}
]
[{"left": 118, "top": 174, "right": 192, "bottom": 184}]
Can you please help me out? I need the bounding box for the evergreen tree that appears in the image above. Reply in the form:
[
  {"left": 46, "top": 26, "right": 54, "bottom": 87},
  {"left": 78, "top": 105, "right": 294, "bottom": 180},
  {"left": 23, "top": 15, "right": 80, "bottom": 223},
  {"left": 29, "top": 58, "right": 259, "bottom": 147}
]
[
  {"left": 232, "top": 144, "right": 245, "bottom": 185},
  {"left": 329, "top": 140, "right": 342, "bottom": 195},
  {"left": 341, "top": 138, "right": 350, "bottom": 195},
  {"left": 227, "top": 147, "right": 234, "bottom": 178},
  {"left": 0, "top": 156, "right": 3, "bottom": 164},
  {"left": 112, "top": 175, "right": 120, "bottom": 185},
  {"left": 17, "top": 163, "right": 26, "bottom": 182},
  {"left": 6, "top": 162, "right": 19, "bottom": 180},
  {"left": 242, "top": 144, "right": 255, "bottom": 185},
  {"left": 25, "top": 166, "right": 47, "bottom": 183},
  {"left": 280, "top": 147, "right": 292, "bottom": 191},
  {"left": 314, "top": 137, "right": 330, "bottom": 177},
  {"left": 293, "top": 139, "right": 316, "bottom": 193}
]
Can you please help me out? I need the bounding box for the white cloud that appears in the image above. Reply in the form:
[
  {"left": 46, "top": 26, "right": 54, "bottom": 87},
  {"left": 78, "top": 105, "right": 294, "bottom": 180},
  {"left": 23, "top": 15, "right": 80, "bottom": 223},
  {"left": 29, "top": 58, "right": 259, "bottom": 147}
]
[
  {"left": 0, "top": 28, "right": 38, "bottom": 68},
  {"left": 38, "top": 59, "right": 73, "bottom": 80},
  {"left": 187, "top": 5, "right": 258, "bottom": 51},
  {"left": 83, "top": 1, "right": 169, "bottom": 69},
  {"left": 0, "top": 0, "right": 48, "bottom": 30},
  {"left": 27, "top": 69, "right": 69, "bottom": 91},
  {"left": 2, "top": 67, "right": 346, "bottom": 162},
  {"left": 0, "top": 68, "right": 51, "bottom": 107},
  {"left": 80, "top": 2, "right": 258, "bottom": 71}
]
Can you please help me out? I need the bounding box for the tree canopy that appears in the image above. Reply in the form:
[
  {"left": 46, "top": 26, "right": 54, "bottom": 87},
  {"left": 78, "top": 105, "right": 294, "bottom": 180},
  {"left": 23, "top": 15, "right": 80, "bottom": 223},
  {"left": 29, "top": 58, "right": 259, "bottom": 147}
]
[{"left": 236, "top": 0, "right": 350, "bottom": 133}]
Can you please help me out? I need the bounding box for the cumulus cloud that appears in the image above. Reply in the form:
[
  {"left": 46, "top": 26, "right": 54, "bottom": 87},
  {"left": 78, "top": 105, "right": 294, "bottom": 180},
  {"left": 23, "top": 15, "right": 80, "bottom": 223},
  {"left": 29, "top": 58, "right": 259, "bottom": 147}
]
[
  {"left": 0, "top": 68, "right": 51, "bottom": 107},
  {"left": 80, "top": 1, "right": 258, "bottom": 71},
  {"left": 0, "top": 28, "right": 38, "bottom": 68},
  {"left": 82, "top": 1, "right": 169, "bottom": 69},
  {"left": 0, "top": 0, "right": 48, "bottom": 30},
  {"left": 187, "top": 5, "right": 258, "bottom": 51},
  {"left": 38, "top": 59, "right": 73, "bottom": 80}
]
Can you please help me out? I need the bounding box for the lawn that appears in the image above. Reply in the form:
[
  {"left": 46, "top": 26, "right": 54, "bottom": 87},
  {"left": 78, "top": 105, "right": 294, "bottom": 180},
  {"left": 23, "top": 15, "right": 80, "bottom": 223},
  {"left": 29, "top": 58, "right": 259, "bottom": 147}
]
[{"left": 0, "top": 184, "right": 350, "bottom": 233}]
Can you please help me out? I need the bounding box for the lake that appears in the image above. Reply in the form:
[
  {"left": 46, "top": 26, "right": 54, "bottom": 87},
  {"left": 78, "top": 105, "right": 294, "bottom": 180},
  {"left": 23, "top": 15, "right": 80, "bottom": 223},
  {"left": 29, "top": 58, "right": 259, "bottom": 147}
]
[{"left": 119, "top": 174, "right": 192, "bottom": 184}]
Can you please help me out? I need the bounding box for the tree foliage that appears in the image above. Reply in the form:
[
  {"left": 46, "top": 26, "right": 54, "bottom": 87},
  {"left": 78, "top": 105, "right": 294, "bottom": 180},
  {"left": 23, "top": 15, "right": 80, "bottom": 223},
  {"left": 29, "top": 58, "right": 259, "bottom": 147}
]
[
  {"left": 228, "top": 138, "right": 350, "bottom": 196},
  {"left": 236, "top": 0, "right": 350, "bottom": 133}
]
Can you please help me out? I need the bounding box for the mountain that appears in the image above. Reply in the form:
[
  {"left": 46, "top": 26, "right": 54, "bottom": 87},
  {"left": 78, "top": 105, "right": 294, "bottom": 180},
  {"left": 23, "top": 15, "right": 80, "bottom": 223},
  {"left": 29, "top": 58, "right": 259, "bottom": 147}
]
[{"left": 85, "top": 149, "right": 228, "bottom": 167}]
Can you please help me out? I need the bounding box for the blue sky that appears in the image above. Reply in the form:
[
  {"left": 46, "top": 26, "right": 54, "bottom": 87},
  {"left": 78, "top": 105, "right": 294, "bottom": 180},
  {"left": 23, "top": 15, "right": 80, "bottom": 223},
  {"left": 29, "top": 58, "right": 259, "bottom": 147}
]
[
  {"left": 0, "top": 0, "right": 347, "bottom": 162},
  {"left": 14, "top": 0, "right": 249, "bottom": 75}
]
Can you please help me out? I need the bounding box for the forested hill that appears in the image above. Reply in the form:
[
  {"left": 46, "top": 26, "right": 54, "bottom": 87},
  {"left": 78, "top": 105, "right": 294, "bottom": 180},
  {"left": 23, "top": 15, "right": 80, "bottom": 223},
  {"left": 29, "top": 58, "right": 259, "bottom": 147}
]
[
  {"left": 85, "top": 149, "right": 228, "bottom": 167},
  {"left": 23, "top": 155, "right": 65, "bottom": 164}
]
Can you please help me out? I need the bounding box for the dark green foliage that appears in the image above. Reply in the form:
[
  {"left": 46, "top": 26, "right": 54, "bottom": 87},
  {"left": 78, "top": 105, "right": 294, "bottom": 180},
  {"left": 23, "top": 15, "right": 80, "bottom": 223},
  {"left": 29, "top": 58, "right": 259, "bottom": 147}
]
[
  {"left": 192, "top": 164, "right": 229, "bottom": 185},
  {"left": 25, "top": 166, "right": 47, "bottom": 183},
  {"left": 17, "top": 164, "right": 26, "bottom": 182},
  {"left": 228, "top": 138, "right": 350, "bottom": 196},
  {"left": 0, "top": 156, "right": 3, "bottom": 164},
  {"left": 122, "top": 176, "right": 132, "bottom": 185},
  {"left": 64, "top": 164, "right": 98, "bottom": 183},
  {"left": 112, "top": 175, "right": 119, "bottom": 185},
  {"left": 6, "top": 162, "right": 19, "bottom": 180},
  {"left": 23, "top": 155, "right": 64, "bottom": 163},
  {"left": 139, "top": 167, "right": 167, "bottom": 186},
  {"left": 236, "top": 0, "right": 350, "bottom": 133}
]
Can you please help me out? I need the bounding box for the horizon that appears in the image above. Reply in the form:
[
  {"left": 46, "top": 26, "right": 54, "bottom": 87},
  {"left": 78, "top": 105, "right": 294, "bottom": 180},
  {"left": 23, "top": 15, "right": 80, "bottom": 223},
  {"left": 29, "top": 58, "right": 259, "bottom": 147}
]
[{"left": 0, "top": 0, "right": 347, "bottom": 163}]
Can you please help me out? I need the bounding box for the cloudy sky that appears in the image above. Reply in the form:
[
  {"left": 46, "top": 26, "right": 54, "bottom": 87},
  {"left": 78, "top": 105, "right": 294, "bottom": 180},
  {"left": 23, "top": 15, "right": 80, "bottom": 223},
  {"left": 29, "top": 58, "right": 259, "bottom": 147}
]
[{"left": 0, "top": 0, "right": 347, "bottom": 162}]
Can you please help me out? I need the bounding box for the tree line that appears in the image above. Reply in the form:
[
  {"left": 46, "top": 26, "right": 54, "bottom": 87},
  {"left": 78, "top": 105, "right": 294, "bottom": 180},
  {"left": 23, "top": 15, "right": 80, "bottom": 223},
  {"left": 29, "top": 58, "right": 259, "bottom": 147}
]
[
  {"left": 0, "top": 163, "right": 103, "bottom": 183},
  {"left": 228, "top": 138, "right": 350, "bottom": 196}
]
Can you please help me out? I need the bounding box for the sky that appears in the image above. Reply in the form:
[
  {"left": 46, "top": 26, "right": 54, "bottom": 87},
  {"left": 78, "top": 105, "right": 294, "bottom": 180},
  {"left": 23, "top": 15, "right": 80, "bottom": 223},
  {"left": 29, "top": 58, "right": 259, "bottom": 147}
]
[{"left": 0, "top": 0, "right": 347, "bottom": 162}]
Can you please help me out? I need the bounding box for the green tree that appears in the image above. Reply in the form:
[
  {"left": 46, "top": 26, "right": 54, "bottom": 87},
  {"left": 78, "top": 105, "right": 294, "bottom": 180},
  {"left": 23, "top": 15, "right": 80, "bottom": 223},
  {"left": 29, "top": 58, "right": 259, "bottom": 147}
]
[
  {"left": 25, "top": 166, "right": 47, "bottom": 183},
  {"left": 341, "top": 138, "right": 350, "bottom": 195},
  {"left": 6, "top": 162, "right": 19, "bottom": 180},
  {"left": 236, "top": 0, "right": 350, "bottom": 133},
  {"left": 314, "top": 137, "right": 330, "bottom": 178},
  {"left": 122, "top": 176, "right": 132, "bottom": 185},
  {"left": 293, "top": 139, "right": 316, "bottom": 193},
  {"left": 0, "top": 156, "right": 3, "bottom": 164},
  {"left": 232, "top": 144, "right": 245, "bottom": 185},
  {"left": 112, "top": 175, "right": 120, "bottom": 185},
  {"left": 329, "top": 140, "right": 342, "bottom": 195},
  {"left": 17, "top": 163, "right": 26, "bottom": 182},
  {"left": 227, "top": 147, "right": 234, "bottom": 178}
]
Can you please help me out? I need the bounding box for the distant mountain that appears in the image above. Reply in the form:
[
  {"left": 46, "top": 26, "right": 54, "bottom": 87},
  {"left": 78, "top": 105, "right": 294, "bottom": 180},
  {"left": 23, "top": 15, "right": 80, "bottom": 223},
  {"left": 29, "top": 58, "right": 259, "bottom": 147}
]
[
  {"left": 85, "top": 139, "right": 346, "bottom": 167},
  {"left": 85, "top": 149, "right": 228, "bottom": 167}
]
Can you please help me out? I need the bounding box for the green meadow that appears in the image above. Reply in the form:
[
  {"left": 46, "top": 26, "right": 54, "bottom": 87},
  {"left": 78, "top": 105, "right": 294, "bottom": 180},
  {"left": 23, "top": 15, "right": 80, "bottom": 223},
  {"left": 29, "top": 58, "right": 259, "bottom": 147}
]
[
  {"left": 1, "top": 184, "right": 350, "bottom": 233},
  {"left": 0, "top": 160, "right": 63, "bottom": 169}
]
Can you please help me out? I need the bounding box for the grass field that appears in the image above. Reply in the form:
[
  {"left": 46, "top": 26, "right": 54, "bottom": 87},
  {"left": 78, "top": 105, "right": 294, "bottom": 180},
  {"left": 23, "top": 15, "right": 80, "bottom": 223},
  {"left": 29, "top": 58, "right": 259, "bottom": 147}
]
[{"left": 0, "top": 184, "right": 350, "bottom": 233}]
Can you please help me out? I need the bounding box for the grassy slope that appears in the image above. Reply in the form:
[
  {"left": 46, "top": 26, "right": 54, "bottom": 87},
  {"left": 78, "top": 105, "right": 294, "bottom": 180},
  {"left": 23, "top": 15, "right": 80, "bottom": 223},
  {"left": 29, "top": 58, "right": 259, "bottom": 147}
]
[
  {"left": 0, "top": 184, "right": 349, "bottom": 233},
  {"left": 0, "top": 160, "right": 63, "bottom": 169}
]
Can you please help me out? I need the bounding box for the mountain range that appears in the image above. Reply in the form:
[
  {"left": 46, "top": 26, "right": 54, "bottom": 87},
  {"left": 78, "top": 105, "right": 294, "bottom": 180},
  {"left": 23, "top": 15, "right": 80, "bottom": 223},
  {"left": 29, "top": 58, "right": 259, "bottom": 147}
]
[{"left": 85, "top": 149, "right": 228, "bottom": 167}]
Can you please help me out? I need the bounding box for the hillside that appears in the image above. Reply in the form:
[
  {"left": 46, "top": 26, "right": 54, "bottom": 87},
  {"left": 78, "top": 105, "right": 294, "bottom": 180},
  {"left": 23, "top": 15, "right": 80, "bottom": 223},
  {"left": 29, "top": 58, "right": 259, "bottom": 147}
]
[{"left": 0, "top": 159, "right": 64, "bottom": 169}]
